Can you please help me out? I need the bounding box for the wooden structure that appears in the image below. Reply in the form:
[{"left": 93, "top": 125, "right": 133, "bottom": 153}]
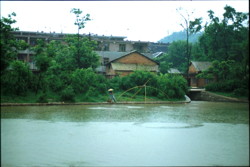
[
  {"left": 188, "top": 61, "right": 212, "bottom": 88},
  {"left": 106, "top": 51, "right": 159, "bottom": 78}
]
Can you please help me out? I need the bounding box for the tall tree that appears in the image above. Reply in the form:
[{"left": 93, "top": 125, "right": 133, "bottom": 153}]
[
  {"left": 31, "top": 39, "right": 53, "bottom": 93},
  {"left": 194, "top": 6, "right": 249, "bottom": 95},
  {"left": 196, "top": 6, "right": 248, "bottom": 62},
  {"left": 0, "top": 12, "right": 28, "bottom": 74},
  {"left": 70, "top": 8, "right": 91, "bottom": 69},
  {"left": 176, "top": 8, "right": 202, "bottom": 78},
  {"left": 64, "top": 35, "right": 99, "bottom": 69}
]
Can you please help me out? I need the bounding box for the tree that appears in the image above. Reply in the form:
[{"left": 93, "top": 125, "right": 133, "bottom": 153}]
[
  {"left": 64, "top": 35, "right": 99, "bottom": 69},
  {"left": 154, "top": 40, "right": 194, "bottom": 73},
  {"left": 70, "top": 8, "right": 92, "bottom": 69},
  {"left": 157, "top": 73, "right": 188, "bottom": 99},
  {"left": 0, "top": 12, "right": 28, "bottom": 74},
  {"left": 176, "top": 8, "right": 202, "bottom": 77},
  {"left": 195, "top": 5, "right": 248, "bottom": 62},
  {"left": 1, "top": 60, "right": 32, "bottom": 95},
  {"left": 165, "top": 40, "right": 191, "bottom": 73},
  {"left": 192, "top": 6, "right": 249, "bottom": 96},
  {"left": 154, "top": 53, "right": 172, "bottom": 74},
  {"left": 32, "top": 39, "right": 53, "bottom": 93}
]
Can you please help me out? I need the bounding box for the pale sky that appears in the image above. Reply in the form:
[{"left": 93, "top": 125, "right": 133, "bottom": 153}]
[{"left": 1, "top": 1, "right": 249, "bottom": 42}]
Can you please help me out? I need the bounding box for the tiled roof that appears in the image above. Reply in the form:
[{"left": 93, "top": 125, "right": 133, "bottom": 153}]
[
  {"left": 94, "top": 51, "right": 157, "bottom": 73},
  {"left": 95, "top": 51, "right": 154, "bottom": 62},
  {"left": 152, "top": 52, "right": 164, "bottom": 58},
  {"left": 111, "top": 63, "right": 158, "bottom": 72},
  {"left": 191, "top": 61, "right": 212, "bottom": 72},
  {"left": 108, "top": 50, "right": 159, "bottom": 65},
  {"left": 95, "top": 51, "right": 129, "bottom": 62},
  {"left": 168, "top": 68, "right": 181, "bottom": 74}
]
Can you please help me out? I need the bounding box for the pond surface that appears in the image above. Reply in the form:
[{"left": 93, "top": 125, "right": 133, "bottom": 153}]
[{"left": 1, "top": 101, "right": 249, "bottom": 166}]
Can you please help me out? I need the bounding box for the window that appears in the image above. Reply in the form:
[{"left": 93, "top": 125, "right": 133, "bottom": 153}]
[
  {"left": 119, "top": 44, "right": 126, "bottom": 52},
  {"left": 104, "top": 44, "right": 109, "bottom": 51},
  {"left": 30, "top": 39, "right": 37, "bottom": 46},
  {"left": 17, "top": 54, "right": 27, "bottom": 62},
  {"left": 135, "top": 45, "right": 143, "bottom": 52},
  {"left": 103, "top": 58, "right": 110, "bottom": 65}
]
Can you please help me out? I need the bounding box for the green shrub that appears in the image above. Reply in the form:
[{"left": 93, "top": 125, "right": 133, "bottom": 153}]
[
  {"left": 71, "top": 68, "right": 108, "bottom": 94},
  {"left": 120, "top": 71, "right": 158, "bottom": 96},
  {"left": 37, "top": 93, "right": 48, "bottom": 103},
  {"left": 205, "top": 78, "right": 249, "bottom": 98},
  {"left": 1, "top": 60, "right": 32, "bottom": 95},
  {"left": 157, "top": 74, "right": 188, "bottom": 99},
  {"left": 107, "top": 76, "right": 122, "bottom": 90},
  {"left": 205, "top": 80, "right": 242, "bottom": 92},
  {"left": 233, "top": 88, "right": 248, "bottom": 96},
  {"left": 60, "top": 86, "right": 75, "bottom": 102}
]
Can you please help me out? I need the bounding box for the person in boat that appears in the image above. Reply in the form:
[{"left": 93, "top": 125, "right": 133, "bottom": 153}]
[{"left": 108, "top": 89, "right": 117, "bottom": 103}]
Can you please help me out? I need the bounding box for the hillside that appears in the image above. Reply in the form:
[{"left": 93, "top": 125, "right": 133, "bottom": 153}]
[{"left": 159, "top": 31, "right": 203, "bottom": 43}]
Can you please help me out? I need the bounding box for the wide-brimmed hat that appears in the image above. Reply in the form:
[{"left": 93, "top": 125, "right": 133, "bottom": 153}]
[{"left": 108, "top": 89, "right": 114, "bottom": 91}]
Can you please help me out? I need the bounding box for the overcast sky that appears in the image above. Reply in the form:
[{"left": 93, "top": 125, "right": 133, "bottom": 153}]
[{"left": 1, "top": 1, "right": 249, "bottom": 42}]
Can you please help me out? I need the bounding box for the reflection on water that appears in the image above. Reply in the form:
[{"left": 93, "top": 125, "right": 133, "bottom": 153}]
[
  {"left": 1, "top": 101, "right": 249, "bottom": 166},
  {"left": 1, "top": 101, "right": 249, "bottom": 124},
  {"left": 137, "top": 122, "right": 204, "bottom": 129}
]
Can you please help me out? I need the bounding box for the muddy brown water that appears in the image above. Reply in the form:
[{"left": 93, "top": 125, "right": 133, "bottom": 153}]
[{"left": 1, "top": 101, "right": 249, "bottom": 166}]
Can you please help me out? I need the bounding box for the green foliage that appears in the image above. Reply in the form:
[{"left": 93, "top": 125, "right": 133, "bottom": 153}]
[
  {"left": 70, "top": 8, "right": 91, "bottom": 31},
  {"left": 205, "top": 80, "right": 241, "bottom": 92},
  {"left": 233, "top": 88, "right": 248, "bottom": 97},
  {"left": 128, "top": 71, "right": 158, "bottom": 88},
  {"left": 37, "top": 93, "right": 48, "bottom": 103},
  {"left": 154, "top": 53, "right": 172, "bottom": 74},
  {"left": 1, "top": 60, "right": 32, "bottom": 95},
  {"left": 108, "top": 71, "right": 188, "bottom": 100},
  {"left": 71, "top": 68, "right": 96, "bottom": 94},
  {"left": 157, "top": 74, "right": 188, "bottom": 99},
  {"left": 60, "top": 86, "right": 75, "bottom": 102},
  {"left": 190, "top": 42, "right": 208, "bottom": 61},
  {"left": 32, "top": 39, "right": 52, "bottom": 72},
  {"left": 3, "top": 6, "right": 248, "bottom": 102},
  {"left": 198, "top": 6, "right": 248, "bottom": 62},
  {"left": 166, "top": 41, "right": 190, "bottom": 72},
  {"left": 0, "top": 13, "right": 28, "bottom": 73},
  {"left": 64, "top": 35, "right": 99, "bottom": 69},
  {"left": 192, "top": 6, "right": 249, "bottom": 96}
]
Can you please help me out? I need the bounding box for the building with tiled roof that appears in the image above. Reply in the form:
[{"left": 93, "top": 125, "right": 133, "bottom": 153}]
[
  {"left": 105, "top": 51, "right": 159, "bottom": 78},
  {"left": 11, "top": 31, "right": 167, "bottom": 77},
  {"left": 188, "top": 61, "right": 213, "bottom": 88}
]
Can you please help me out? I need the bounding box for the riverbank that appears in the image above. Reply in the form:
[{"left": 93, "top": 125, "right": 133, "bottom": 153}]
[
  {"left": 1, "top": 91, "right": 248, "bottom": 106},
  {"left": 1, "top": 96, "right": 191, "bottom": 106},
  {"left": 1, "top": 90, "right": 191, "bottom": 106},
  {"left": 188, "top": 89, "right": 249, "bottom": 103}
]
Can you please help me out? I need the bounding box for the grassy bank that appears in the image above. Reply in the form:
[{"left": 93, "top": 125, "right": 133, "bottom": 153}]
[
  {"left": 1, "top": 91, "right": 185, "bottom": 103},
  {"left": 209, "top": 91, "right": 249, "bottom": 100}
]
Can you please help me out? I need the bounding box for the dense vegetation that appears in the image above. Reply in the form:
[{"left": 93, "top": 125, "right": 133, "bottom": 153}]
[
  {"left": 155, "top": 6, "right": 249, "bottom": 98},
  {"left": 1, "top": 6, "right": 248, "bottom": 102},
  {"left": 1, "top": 11, "right": 188, "bottom": 103}
]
